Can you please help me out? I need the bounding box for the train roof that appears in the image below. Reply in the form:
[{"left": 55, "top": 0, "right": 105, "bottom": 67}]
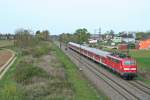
[{"left": 69, "top": 42, "right": 110, "bottom": 57}]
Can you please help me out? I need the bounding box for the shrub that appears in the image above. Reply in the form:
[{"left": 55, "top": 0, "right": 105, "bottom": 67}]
[
  {"left": 32, "top": 47, "right": 45, "bottom": 57},
  {"left": 32, "top": 42, "right": 51, "bottom": 57},
  {"left": 14, "top": 60, "right": 49, "bottom": 84},
  {"left": 18, "top": 40, "right": 51, "bottom": 57},
  {"left": 21, "top": 48, "right": 33, "bottom": 55},
  {"left": 24, "top": 81, "right": 73, "bottom": 100}
]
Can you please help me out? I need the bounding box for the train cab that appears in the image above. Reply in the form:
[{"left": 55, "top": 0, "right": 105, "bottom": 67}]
[{"left": 122, "top": 59, "right": 137, "bottom": 79}]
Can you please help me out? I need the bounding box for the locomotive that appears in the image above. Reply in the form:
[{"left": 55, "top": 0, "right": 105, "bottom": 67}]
[{"left": 68, "top": 42, "right": 137, "bottom": 79}]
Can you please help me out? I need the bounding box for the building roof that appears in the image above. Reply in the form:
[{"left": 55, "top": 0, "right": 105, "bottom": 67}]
[{"left": 139, "top": 38, "right": 150, "bottom": 49}]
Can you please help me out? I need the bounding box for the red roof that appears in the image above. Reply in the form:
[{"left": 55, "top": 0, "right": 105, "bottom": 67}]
[{"left": 139, "top": 38, "right": 150, "bottom": 49}]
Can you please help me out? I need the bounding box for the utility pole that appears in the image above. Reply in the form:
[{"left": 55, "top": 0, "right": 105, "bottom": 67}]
[
  {"left": 94, "top": 29, "right": 97, "bottom": 40},
  {"left": 99, "top": 27, "right": 101, "bottom": 41},
  {"left": 127, "top": 32, "right": 129, "bottom": 56}
]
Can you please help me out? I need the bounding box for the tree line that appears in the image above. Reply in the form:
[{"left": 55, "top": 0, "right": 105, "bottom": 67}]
[
  {"left": 14, "top": 29, "right": 50, "bottom": 48},
  {"left": 0, "top": 34, "right": 14, "bottom": 40},
  {"left": 136, "top": 31, "right": 150, "bottom": 40},
  {"left": 59, "top": 28, "right": 90, "bottom": 44}
]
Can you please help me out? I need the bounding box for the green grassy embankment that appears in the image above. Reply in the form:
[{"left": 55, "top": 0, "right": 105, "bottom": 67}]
[
  {"left": 0, "top": 41, "right": 107, "bottom": 100},
  {"left": 129, "top": 50, "right": 150, "bottom": 84}
]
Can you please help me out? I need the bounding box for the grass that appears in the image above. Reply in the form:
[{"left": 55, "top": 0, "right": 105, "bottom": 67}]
[
  {"left": 0, "top": 40, "right": 14, "bottom": 48},
  {"left": 0, "top": 82, "right": 25, "bottom": 100},
  {"left": 129, "top": 50, "right": 150, "bottom": 70},
  {"left": 0, "top": 57, "right": 26, "bottom": 100},
  {"left": 129, "top": 50, "right": 150, "bottom": 85},
  {"left": 52, "top": 43, "right": 108, "bottom": 100}
]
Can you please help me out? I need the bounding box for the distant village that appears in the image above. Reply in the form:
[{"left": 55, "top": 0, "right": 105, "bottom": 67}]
[
  {"left": 0, "top": 33, "right": 14, "bottom": 40},
  {"left": 89, "top": 31, "right": 150, "bottom": 50}
]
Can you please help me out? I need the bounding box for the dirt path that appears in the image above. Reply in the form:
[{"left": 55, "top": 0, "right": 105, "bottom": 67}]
[
  {"left": 0, "top": 49, "right": 16, "bottom": 80},
  {"left": 0, "top": 50, "right": 13, "bottom": 67}
]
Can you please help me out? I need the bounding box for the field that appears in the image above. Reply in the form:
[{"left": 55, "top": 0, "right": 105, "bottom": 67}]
[
  {"left": 129, "top": 50, "right": 150, "bottom": 84},
  {"left": 0, "top": 40, "right": 14, "bottom": 48},
  {"left": 129, "top": 50, "right": 150, "bottom": 70},
  {"left": 0, "top": 49, "right": 13, "bottom": 67}
]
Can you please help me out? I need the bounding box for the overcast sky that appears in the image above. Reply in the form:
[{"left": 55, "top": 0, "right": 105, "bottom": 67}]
[{"left": 0, "top": 0, "right": 150, "bottom": 34}]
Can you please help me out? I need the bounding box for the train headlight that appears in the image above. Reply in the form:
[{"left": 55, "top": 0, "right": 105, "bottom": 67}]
[{"left": 124, "top": 68, "right": 136, "bottom": 70}]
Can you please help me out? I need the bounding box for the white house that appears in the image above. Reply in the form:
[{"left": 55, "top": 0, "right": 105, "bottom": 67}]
[
  {"left": 88, "top": 39, "right": 98, "bottom": 44},
  {"left": 112, "top": 37, "right": 122, "bottom": 43},
  {"left": 120, "top": 32, "right": 136, "bottom": 43},
  {"left": 122, "top": 38, "right": 135, "bottom": 43}
]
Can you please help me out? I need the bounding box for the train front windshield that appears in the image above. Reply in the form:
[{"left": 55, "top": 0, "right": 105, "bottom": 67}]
[{"left": 124, "top": 60, "right": 136, "bottom": 65}]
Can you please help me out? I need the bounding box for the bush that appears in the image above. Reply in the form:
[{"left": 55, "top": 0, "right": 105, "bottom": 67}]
[
  {"left": 14, "top": 60, "right": 49, "bottom": 84},
  {"left": 32, "top": 42, "right": 51, "bottom": 57},
  {"left": 32, "top": 47, "right": 46, "bottom": 57},
  {"left": 24, "top": 81, "right": 73, "bottom": 100},
  {"left": 21, "top": 48, "right": 33, "bottom": 55},
  {"left": 17, "top": 40, "right": 51, "bottom": 57}
]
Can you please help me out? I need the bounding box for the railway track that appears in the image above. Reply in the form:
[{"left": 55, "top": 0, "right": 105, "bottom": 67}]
[
  {"left": 65, "top": 47, "right": 150, "bottom": 100},
  {"left": 134, "top": 80, "right": 150, "bottom": 89},
  {"left": 129, "top": 81, "right": 150, "bottom": 95}
]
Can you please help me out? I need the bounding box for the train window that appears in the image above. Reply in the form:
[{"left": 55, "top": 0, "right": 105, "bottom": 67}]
[
  {"left": 124, "top": 61, "right": 135, "bottom": 65},
  {"left": 114, "top": 59, "right": 120, "bottom": 63},
  {"left": 108, "top": 57, "right": 119, "bottom": 63},
  {"left": 96, "top": 55, "right": 99, "bottom": 57}
]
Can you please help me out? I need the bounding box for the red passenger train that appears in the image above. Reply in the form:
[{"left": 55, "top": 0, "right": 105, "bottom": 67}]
[{"left": 68, "top": 42, "right": 137, "bottom": 79}]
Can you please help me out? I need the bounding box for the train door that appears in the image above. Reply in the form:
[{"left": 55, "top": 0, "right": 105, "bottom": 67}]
[
  {"left": 94, "top": 55, "right": 100, "bottom": 62},
  {"left": 88, "top": 52, "right": 93, "bottom": 59},
  {"left": 106, "top": 56, "right": 112, "bottom": 68},
  {"left": 99, "top": 56, "right": 102, "bottom": 63},
  {"left": 113, "top": 59, "right": 121, "bottom": 73},
  {"left": 84, "top": 50, "right": 87, "bottom": 56},
  {"left": 118, "top": 60, "right": 123, "bottom": 73}
]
